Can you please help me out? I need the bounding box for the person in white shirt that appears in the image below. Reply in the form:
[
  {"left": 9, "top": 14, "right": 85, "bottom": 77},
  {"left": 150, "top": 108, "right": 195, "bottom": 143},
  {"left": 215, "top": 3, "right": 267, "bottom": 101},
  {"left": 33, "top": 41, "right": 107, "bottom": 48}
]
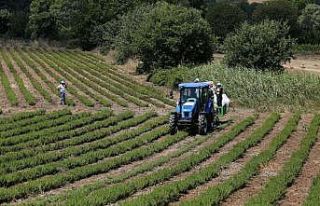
[{"left": 57, "top": 80, "right": 67, "bottom": 105}]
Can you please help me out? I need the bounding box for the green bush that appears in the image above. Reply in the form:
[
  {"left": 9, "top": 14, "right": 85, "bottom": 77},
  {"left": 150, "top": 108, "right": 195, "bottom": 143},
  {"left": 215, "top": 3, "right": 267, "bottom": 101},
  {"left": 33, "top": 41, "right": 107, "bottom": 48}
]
[
  {"left": 298, "top": 4, "right": 320, "bottom": 44},
  {"left": 224, "top": 20, "right": 294, "bottom": 70},
  {"left": 252, "top": 0, "right": 299, "bottom": 35},
  {"left": 206, "top": 3, "right": 246, "bottom": 39},
  {"left": 116, "top": 2, "right": 213, "bottom": 73}
]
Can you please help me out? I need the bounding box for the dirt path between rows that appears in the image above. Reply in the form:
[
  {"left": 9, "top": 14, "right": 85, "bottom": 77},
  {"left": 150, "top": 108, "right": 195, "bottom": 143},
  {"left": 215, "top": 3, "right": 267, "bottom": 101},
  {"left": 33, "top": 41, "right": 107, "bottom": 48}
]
[
  {"left": 279, "top": 118, "right": 320, "bottom": 206},
  {"left": 221, "top": 114, "right": 312, "bottom": 206},
  {"left": 171, "top": 113, "right": 291, "bottom": 204}
]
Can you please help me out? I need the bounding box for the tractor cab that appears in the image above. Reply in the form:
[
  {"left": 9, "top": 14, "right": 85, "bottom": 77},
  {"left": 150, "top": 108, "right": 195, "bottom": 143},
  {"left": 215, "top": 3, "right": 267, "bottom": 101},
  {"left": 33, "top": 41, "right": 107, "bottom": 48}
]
[{"left": 169, "top": 82, "right": 218, "bottom": 135}]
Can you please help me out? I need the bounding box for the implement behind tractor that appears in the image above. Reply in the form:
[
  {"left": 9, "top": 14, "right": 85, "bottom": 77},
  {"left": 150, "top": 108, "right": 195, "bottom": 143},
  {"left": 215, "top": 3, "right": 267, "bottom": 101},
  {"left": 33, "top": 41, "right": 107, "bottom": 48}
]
[{"left": 169, "top": 82, "right": 226, "bottom": 135}]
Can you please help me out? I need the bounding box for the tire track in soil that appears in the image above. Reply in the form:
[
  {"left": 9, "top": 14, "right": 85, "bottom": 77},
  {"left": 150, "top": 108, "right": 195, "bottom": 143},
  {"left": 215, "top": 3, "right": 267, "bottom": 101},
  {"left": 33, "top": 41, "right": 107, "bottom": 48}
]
[
  {"left": 0, "top": 60, "right": 26, "bottom": 107},
  {"left": 220, "top": 114, "right": 312, "bottom": 206},
  {"left": 170, "top": 113, "right": 291, "bottom": 205},
  {"left": 124, "top": 113, "right": 268, "bottom": 200},
  {"left": 278, "top": 116, "right": 320, "bottom": 206}
]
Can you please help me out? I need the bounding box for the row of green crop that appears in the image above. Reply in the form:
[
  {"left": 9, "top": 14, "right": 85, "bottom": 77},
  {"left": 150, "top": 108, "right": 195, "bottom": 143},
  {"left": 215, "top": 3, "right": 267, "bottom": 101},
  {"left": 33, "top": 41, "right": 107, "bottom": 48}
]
[
  {"left": 0, "top": 109, "right": 72, "bottom": 139},
  {"left": 22, "top": 126, "right": 213, "bottom": 206},
  {"left": 245, "top": 114, "right": 320, "bottom": 205},
  {"left": 0, "top": 51, "right": 18, "bottom": 106},
  {"left": 64, "top": 115, "right": 257, "bottom": 205},
  {"left": 0, "top": 122, "right": 168, "bottom": 187},
  {"left": 0, "top": 48, "right": 36, "bottom": 106},
  {"left": 1, "top": 112, "right": 162, "bottom": 174},
  {"left": 67, "top": 51, "right": 175, "bottom": 107},
  {"left": 8, "top": 48, "right": 53, "bottom": 103},
  {"left": 17, "top": 48, "right": 76, "bottom": 106},
  {"left": 0, "top": 128, "right": 188, "bottom": 203},
  {"left": 304, "top": 175, "right": 320, "bottom": 205},
  {"left": 38, "top": 50, "right": 113, "bottom": 107},
  {"left": 41, "top": 50, "right": 128, "bottom": 107},
  {"left": 180, "top": 113, "right": 301, "bottom": 205},
  {"left": 118, "top": 113, "right": 279, "bottom": 206},
  {"left": 50, "top": 51, "right": 148, "bottom": 107},
  {"left": 29, "top": 50, "right": 95, "bottom": 107},
  {"left": 0, "top": 110, "right": 112, "bottom": 163},
  {"left": 1, "top": 111, "right": 132, "bottom": 154},
  {"left": 0, "top": 109, "right": 45, "bottom": 125},
  {"left": 56, "top": 51, "right": 158, "bottom": 107}
]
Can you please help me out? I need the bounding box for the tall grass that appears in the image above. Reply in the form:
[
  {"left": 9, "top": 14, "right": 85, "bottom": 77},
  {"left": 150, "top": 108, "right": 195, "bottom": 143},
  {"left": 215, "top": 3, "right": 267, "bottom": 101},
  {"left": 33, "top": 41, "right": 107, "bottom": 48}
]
[
  {"left": 293, "top": 44, "right": 320, "bottom": 55},
  {"left": 150, "top": 63, "right": 320, "bottom": 111}
]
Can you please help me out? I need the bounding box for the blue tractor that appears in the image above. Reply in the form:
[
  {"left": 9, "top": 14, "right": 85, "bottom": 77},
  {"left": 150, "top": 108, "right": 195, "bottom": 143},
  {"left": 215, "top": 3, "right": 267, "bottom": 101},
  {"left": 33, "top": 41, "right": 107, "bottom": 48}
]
[{"left": 169, "top": 82, "right": 219, "bottom": 135}]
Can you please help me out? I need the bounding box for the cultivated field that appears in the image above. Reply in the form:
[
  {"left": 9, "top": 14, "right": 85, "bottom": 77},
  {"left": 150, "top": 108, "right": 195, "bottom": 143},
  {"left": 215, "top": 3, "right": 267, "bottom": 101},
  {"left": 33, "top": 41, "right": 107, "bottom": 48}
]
[{"left": 0, "top": 48, "right": 320, "bottom": 206}]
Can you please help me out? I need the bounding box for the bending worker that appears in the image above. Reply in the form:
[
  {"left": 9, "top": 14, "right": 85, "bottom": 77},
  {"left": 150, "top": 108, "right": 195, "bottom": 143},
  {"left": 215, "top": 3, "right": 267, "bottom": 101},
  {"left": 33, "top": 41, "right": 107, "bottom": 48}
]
[{"left": 57, "top": 80, "right": 67, "bottom": 105}]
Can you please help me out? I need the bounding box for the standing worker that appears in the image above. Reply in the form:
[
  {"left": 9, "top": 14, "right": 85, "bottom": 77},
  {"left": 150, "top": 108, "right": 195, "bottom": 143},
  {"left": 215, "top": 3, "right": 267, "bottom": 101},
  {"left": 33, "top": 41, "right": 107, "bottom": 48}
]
[{"left": 57, "top": 80, "right": 67, "bottom": 105}]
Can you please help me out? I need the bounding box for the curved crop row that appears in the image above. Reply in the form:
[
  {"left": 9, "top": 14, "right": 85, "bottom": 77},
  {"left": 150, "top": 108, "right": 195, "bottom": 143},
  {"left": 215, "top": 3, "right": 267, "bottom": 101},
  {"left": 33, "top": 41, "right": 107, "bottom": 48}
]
[
  {"left": 0, "top": 110, "right": 112, "bottom": 161},
  {"left": 2, "top": 111, "right": 134, "bottom": 154},
  {"left": 0, "top": 48, "right": 36, "bottom": 105},
  {"left": 180, "top": 112, "right": 301, "bottom": 206},
  {"left": 0, "top": 109, "right": 45, "bottom": 125},
  {"left": 0, "top": 130, "right": 188, "bottom": 203},
  {"left": 1, "top": 113, "right": 165, "bottom": 174},
  {"left": 16, "top": 48, "right": 75, "bottom": 106},
  {"left": 65, "top": 115, "right": 257, "bottom": 205},
  {"left": 118, "top": 113, "right": 279, "bottom": 206},
  {"left": 245, "top": 114, "right": 320, "bottom": 205},
  {"left": 0, "top": 109, "right": 72, "bottom": 139}
]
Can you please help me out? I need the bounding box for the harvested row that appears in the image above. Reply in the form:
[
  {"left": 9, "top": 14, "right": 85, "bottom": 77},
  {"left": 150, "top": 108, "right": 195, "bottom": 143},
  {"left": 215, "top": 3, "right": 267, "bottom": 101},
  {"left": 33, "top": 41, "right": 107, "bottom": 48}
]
[
  {"left": 117, "top": 113, "right": 279, "bottom": 206},
  {"left": 179, "top": 113, "right": 300, "bottom": 205},
  {"left": 16, "top": 48, "right": 76, "bottom": 106},
  {"left": 62, "top": 115, "right": 257, "bottom": 205},
  {"left": 0, "top": 112, "right": 163, "bottom": 174},
  {"left": 0, "top": 130, "right": 188, "bottom": 203},
  {"left": 0, "top": 48, "right": 36, "bottom": 106},
  {"left": 245, "top": 114, "right": 320, "bottom": 205}
]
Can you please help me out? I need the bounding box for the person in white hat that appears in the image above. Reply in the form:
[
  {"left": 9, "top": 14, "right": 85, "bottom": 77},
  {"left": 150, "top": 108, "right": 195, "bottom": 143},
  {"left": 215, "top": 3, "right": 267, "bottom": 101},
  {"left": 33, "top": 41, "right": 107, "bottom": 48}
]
[{"left": 57, "top": 80, "right": 67, "bottom": 105}]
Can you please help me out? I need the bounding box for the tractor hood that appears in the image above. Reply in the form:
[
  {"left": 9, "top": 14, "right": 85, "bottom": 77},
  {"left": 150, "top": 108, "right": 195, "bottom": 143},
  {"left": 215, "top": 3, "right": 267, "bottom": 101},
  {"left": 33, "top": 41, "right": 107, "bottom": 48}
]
[{"left": 176, "top": 98, "right": 197, "bottom": 119}]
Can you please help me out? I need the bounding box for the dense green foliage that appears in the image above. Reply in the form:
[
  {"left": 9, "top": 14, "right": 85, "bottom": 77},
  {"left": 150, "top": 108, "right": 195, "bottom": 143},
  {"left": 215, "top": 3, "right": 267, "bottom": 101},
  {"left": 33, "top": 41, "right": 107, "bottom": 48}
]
[
  {"left": 224, "top": 20, "right": 294, "bottom": 70},
  {"left": 298, "top": 4, "right": 320, "bottom": 44}
]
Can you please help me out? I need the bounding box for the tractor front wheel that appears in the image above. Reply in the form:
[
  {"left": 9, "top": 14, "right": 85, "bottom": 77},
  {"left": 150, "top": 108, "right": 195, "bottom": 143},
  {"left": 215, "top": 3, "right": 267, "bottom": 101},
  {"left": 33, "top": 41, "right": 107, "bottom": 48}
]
[
  {"left": 198, "top": 114, "right": 208, "bottom": 135},
  {"left": 169, "top": 114, "right": 178, "bottom": 135}
]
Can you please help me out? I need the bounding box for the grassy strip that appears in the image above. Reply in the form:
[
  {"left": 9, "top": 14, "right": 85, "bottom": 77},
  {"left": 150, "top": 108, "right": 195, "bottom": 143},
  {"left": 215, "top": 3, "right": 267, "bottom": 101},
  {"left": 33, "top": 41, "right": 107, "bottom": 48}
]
[
  {"left": 17, "top": 48, "right": 75, "bottom": 106},
  {"left": 30, "top": 50, "right": 95, "bottom": 107},
  {"left": 245, "top": 114, "right": 320, "bottom": 205},
  {"left": 119, "top": 113, "right": 279, "bottom": 206},
  {"left": 0, "top": 51, "right": 18, "bottom": 106},
  {"left": 180, "top": 113, "right": 301, "bottom": 205},
  {"left": 40, "top": 51, "right": 113, "bottom": 107},
  {"left": 8, "top": 48, "right": 52, "bottom": 103},
  {"left": 65, "top": 115, "right": 256, "bottom": 205},
  {"left": 293, "top": 44, "right": 320, "bottom": 55},
  {"left": 0, "top": 109, "right": 72, "bottom": 139},
  {"left": 1, "top": 113, "right": 164, "bottom": 174},
  {"left": 53, "top": 51, "right": 149, "bottom": 107},
  {"left": 0, "top": 124, "right": 168, "bottom": 187},
  {"left": 67, "top": 51, "right": 175, "bottom": 107},
  {"left": 0, "top": 48, "right": 36, "bottom": 106},
  {"left": 1, "top": 111, "right": 133, "bottom": 154},
  {"left": 0, "top": 130, "right": 188, "bottom": 203},
  {"left": 0, "top": 110, "right": 45, "bottom": 125},
  {"left": 304, "top": 176, "right": 320, "bottom": 206},
  {"left": 0, "top": 110, "right": 112, "bottom": 163}
]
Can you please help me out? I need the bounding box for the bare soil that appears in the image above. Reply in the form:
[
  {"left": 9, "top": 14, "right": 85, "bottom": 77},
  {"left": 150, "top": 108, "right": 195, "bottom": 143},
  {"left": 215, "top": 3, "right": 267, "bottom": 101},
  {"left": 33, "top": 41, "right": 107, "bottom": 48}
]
[{"left": 284, "top": 55, "right": 320, "bottom": 74}]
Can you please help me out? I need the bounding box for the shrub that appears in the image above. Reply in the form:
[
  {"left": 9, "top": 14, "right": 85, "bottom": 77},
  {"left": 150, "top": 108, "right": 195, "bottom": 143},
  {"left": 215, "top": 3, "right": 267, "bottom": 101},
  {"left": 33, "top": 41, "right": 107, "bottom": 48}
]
[
  {"left": 297, "top": 4, "right": 320, "bottom": 44},
  {"left": 224, "top": 20, "right": 294, "bottom": 70},
  {"left": 116, "top": 2, "right": 213, "bottom": 73},
  {"left": 206, "top": 3, "right": 246, "bottom": 39},
  {"left": 252, "top": 0, "right": 299, "bottom": 35}
]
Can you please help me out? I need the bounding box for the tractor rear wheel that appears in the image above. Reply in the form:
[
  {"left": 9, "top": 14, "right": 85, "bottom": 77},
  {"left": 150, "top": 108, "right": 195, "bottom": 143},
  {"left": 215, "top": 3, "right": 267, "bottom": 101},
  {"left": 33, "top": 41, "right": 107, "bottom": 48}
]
[
  {"left": 198, "top": 114, "right": 208, "bottom": 135},
  {"left": 169, "top": 114, "right": 177, "bottom": 135}
]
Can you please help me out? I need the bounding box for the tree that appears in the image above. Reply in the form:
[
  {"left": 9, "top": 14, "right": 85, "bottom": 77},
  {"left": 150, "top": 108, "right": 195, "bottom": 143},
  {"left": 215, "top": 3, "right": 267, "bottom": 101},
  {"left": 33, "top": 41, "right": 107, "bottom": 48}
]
[
  {"left": 224, "top": 20, "right": 294, "bottom": 70},
  {"left": 206, "top": 3, "right": 246, "bottom": 39},
  {"left": 124, "top": 2, "right": 213, "bottom": 73},
  {"left": 298, "top": 4, "right": 320, "bottom": 43},
  {"left": 252, "top": 0, "right": 299, "bottom": 35}
]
